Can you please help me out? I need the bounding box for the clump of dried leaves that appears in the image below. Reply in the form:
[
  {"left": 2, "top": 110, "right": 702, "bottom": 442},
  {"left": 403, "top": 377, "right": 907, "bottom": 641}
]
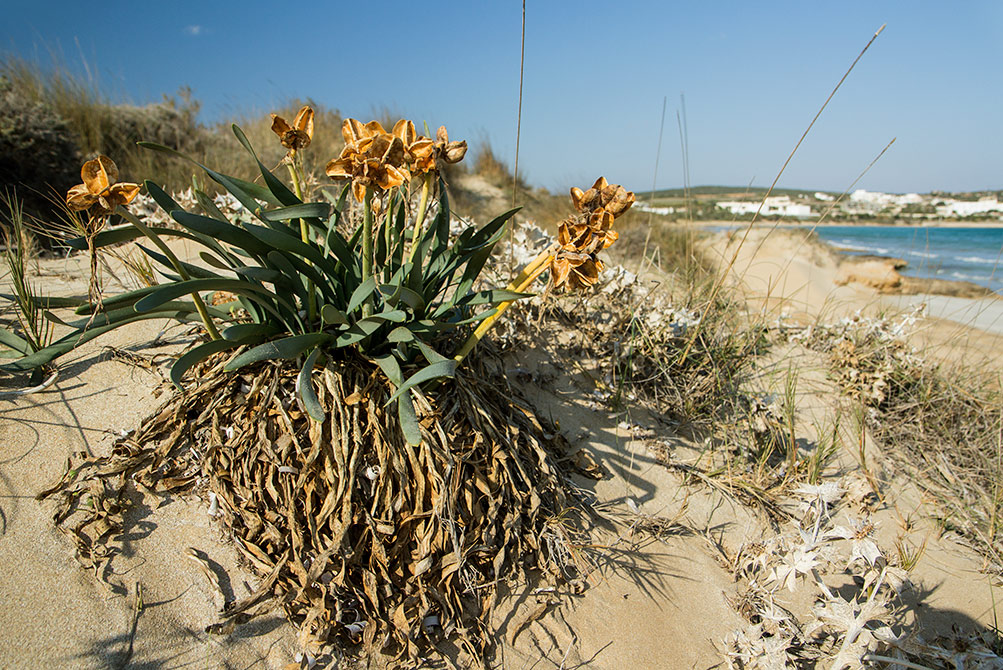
[{"left": 39, "top": 347, "right": 591, "bottom": 665}]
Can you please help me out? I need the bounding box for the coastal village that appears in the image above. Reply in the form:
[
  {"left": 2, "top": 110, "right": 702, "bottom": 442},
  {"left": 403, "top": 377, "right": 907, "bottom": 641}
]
[{"left": 637, "top": 188, "right": 1003, "bottom": 221}]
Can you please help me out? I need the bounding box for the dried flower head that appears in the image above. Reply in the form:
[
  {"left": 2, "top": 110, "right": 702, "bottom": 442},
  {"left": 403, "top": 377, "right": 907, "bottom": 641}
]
[
  {"left": 392, "top": 119, "right": 436, "bottom": 175},
  {"left": 326, "top": 119, "right": 409, "bottom": 202},
  {"left": 270, "top": 106, "right": 314, "bottom": 151},
  {"left": 550, "top": 251, "right": 604, "bottom": 292},
  {"left": 433, "top": 126, "right": 467, "bottom": 165},
  {"left": 549, "top": 177, "right": 630, "bottom": 292},
  {"left": 66, "top": 155, "right": 140, "bottom": 215},
  {"left": 570, "top": 176, "right": 635, "bottom": 218}
]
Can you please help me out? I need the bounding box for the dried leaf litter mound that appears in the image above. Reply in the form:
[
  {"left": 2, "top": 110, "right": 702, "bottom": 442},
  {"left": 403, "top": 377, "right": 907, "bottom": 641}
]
[{"left": 41, "top": 348, "right": 591, "bottom": 663}]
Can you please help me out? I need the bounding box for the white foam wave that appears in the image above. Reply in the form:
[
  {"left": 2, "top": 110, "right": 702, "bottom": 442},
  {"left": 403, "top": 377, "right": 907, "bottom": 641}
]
[
  {"left": 958, "top": 255, "right": 1000, "bottom": 265},
  {"left": 835, "top": 241, "right": 890, "bottom": 255}
]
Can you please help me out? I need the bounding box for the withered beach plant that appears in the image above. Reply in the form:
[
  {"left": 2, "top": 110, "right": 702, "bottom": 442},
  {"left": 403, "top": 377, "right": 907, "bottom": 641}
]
[{"left": 3, "top": 115, "right": 634, "bottom": 663}]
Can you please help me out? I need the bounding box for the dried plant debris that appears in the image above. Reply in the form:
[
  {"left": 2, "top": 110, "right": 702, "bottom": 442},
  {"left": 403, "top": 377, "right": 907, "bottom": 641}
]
[
  {"left": 719, "top": 478, "right": 1003, "bottom": 670},
  {"left": 786, "top": 308, "right": 1003, "bottom": 569},
  {"left": 39, "top": 350, "right": 593, "bottom": 665}
]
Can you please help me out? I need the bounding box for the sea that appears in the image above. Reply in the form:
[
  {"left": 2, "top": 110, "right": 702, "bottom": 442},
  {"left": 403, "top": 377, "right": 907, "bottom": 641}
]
[{"left": 811, "top": 225, "right": 1003, "bottom": 295}]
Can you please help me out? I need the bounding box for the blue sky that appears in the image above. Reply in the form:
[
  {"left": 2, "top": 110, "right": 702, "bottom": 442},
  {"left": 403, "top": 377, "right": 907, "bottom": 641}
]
[{"left": 3, "top": 1, "right": 1001, "bottom": 195}]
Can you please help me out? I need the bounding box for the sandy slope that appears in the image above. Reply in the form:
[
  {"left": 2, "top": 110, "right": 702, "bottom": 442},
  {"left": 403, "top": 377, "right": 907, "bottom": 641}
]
[
  {"left": 0, "top": 253, "right": 298, "bottom": 669},
  {"left": 2, "top": 232, "right": 1002, "bottom": 669}
]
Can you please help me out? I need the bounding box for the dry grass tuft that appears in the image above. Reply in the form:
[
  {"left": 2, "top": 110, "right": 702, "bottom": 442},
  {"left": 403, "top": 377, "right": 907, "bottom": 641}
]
[{"left": 791, "top": 311, "right": 1003, "bottom": 569}]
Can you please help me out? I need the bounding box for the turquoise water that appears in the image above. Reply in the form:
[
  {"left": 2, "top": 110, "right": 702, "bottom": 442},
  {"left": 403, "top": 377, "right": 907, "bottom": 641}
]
[{"left": 811, "top": 226, "right": 1003, "bottom": 294}]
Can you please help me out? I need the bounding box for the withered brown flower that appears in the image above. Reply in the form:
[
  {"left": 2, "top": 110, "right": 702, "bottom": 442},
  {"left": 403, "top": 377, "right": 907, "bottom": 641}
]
[
  {"left": 557, "top": 210, "right": 617, "bottom": 255},
  {"left": 326, "top": 119, "right": 409, "bottom": 202},
  {"left": 550, "top": 251, "right": 604, "bottom": 292},
  {"left": 548, "top": 177, "right": 632, "bottom": 292},
  {"left": 570, "top": 176, "right": 635, "bottom": 218},
  {"left": 270, "top": 105, "right": 314, "bottom": 151},
  {"left": 392, "top": 119, "right": 435, "bottom": 174},
  {"left": 66, "top": 156, "right": 140, "bottom": 215},
  {"left": 433, "top": 126, "right": 467, "bottom": 166}
]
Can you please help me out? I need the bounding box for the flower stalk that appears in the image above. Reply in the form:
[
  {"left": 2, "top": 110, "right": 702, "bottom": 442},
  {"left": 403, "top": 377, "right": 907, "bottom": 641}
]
[
  {"left": 362, "top": 187, "right": 374, "bottom": 317},
  {"left": 408, "top": 173, "right": 433, "bottom": 262},
  {"left": 285, "top": 149, "right": 317, "bottom": 323},
  {"left": 453, "top": 243, "right": 557, "bottom": 363}
]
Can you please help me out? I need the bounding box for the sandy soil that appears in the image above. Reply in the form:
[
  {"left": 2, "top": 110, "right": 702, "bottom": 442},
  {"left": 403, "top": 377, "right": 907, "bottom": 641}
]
[{"left": 2, "top": 231, "right": 1002, "bottom": 669}]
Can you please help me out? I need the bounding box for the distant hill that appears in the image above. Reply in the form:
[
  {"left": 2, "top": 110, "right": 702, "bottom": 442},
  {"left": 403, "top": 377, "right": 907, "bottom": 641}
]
[{"left": 643, "top": 186, "right": 831, "bottom": 200}]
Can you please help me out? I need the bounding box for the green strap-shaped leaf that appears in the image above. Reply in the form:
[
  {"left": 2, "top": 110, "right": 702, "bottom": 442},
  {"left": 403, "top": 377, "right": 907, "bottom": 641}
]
[
  {"left": 199, "top": 252, "right": 233, "bottom": 271},
  {"left": 241, "top": 223, "right": 340, "bottom": 278},
  {"left": 64, "top": 225, "right": 203, "bottom": 251},
  {"left": 386, "top": 359, "right": 456, "bottom": 405},
  {"left": 0, "top": 293, "right": 88, "bottom": 309},
  {"left": 262, "top": 203, "right": 330, "bottom": 222},
  {"left": 229, "top": 124, "right": 299, "bottom": 206},
  {"left": 297, "top": 347, "right": 325, "bottom": 422},
  {"left": 134, "top": 278, "right": 285, "bottom": 313},
  {"left": 193, "top": 187, "right": 231, "bottom": 223},
  {"left": 75, "top": 285, "right": 159, "bottom": 314},
  {"left": 321, "top": 304, "right": 349, "bottom": 325},
  {"left": 0, "top": 328, "right": 31, "bottom": 355},
  {"left": 0, "top": 310, "right": 198, "bottom": 372},
  {"left": 372, "top": 352, "right": 403, "bottom": 386},
  {"left": 136, "top": 243, "right": 224, "bottom": 280},
  {"left": 170, "top": 339, "right": 238, "bottom": 389},
  {"left": 347, "top": 276, "right": 378, "bottom": 314},
  {"left": 453, "top": 289, "right": 533, "bottom": 307},
  {"left": 171, "top": 211, "right": 273, "bottom": 257},
  {"left": 224, "top": 333, "right": 332, "bottom": 371},
  {"left": 460, "top": 207, "right": 518, "bottom": 252},
  {"left": 332, "top": 310, "right": 407, "bottom": 347},
  {"left": 221, "top": 323, "right": 281, "bottom": 342},
  {"left": 398, "top": 392, "right": 421, "bottom": 446},
  {"left": 139, "top": 141, "right": 275, "bottom": 216}
]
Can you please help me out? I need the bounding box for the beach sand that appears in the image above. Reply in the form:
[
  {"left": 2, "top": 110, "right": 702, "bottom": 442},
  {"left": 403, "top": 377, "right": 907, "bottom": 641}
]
[{"left": 2, "top": 233, "right": 1001, "bottom": 668}]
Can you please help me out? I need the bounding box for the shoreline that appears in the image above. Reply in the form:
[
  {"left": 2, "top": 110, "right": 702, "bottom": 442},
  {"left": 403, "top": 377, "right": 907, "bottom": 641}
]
[
  {"left": 696, "top": 218, "right": 1003, "bottom": 229},
  {"left": 701, "top": 221, "right": 1001, "bottom": 300},
  {"left": 701, "top": 226, "right": 1003, "bottom": 353}
]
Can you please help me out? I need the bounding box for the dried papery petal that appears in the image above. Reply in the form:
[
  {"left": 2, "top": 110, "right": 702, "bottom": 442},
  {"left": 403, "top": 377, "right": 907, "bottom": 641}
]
[
  {"left": 342, "top": 118, "right": 370, "bottom": 145},
  {"left": 364, "top": 120, "right": 387, "bottom": 136},
  {"left": 351, "top": 180, "right": 366, "bottom": 203},
  {"left": 66, "top": 184, "right": 98, "bottom": 211},
  {"left": 107, "top": 182, "right": 141, "bottom": 207},
  {"left": 434, "top": 126, "right": 467, "bottom": 164},
  {"left": 441, "top": 139, "right": 467, "bottom": 164},
  {"left": 570, "top": 187, "right": 585, "bottom": 211},
  {"left": 67, "top": 155, "right": 138, "bottom": 214},
  {"left": 550, "top": 255, "right": 573, "bottom": 290},
  {"left": 325, "top": 156, "right": 355, "bottom": 180},
  {"left": 82, "top": 156, "right": 118, "bottom": 194},
  {"left": 293, "top": 106, "right": 314, "bottom": 136},
  {"left": 577, "top": 187, "right": 600, "bottom": 212},
  {"left": 605, "top": 187, "right": 635, "bottom": 218},
  {"left": 270, "top": 114, "right": 293, "bottom": 138},
  {"left": 392, "top": 119, "right": 417, "bottom": 146}
]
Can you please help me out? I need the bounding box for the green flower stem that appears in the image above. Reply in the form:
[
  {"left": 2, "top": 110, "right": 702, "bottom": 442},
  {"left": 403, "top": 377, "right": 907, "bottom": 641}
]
[
  {"left": 117, "top": 207, "right": 221, "bottom": 341},
  {"left": 407, "top": 173, "right": 433, "bottom": 262},
  {"left": 286, "top": 150, "right": 316, "bottom": 324},
  {"left": 384, "top": 189, "right": 396, "bottom": 277},
  {"left": 452, "top": 248, "right": 554, "bottom": 364},
  {"left": 362, "top": 187, "right": 374, "bottom": 318}
]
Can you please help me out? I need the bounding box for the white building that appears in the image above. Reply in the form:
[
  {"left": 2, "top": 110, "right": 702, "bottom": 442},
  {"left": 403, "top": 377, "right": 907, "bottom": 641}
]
[
  {"left": 717, "top": 195, "right": 813, "bottom": 218},
  {"left": 632, "top": 202, "right": 675, "bottom": 216},
  {"left": 935, "top": 198, "right": 1003, "bottom": 217}
]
